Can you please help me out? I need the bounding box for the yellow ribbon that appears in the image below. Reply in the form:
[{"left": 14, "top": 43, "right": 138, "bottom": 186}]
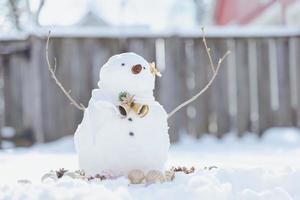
[{"left": 149, "top": 62, "right": 162, "bottom": 77}]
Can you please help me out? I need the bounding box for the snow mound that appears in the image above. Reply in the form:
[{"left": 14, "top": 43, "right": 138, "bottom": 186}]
[
  {"left": 0, "top": 127, "right": 300, "bottom": 200},
  {"left": 0, "top": 168, "right": 298, "bottom": 200}
]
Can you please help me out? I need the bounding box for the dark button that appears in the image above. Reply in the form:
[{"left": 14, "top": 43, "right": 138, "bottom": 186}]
[
  {"left": 128, "top": 118, "right": 133, "bottom": 121},
  {"left": 129, "top": 132, "right": 134, "bottom": 136}
]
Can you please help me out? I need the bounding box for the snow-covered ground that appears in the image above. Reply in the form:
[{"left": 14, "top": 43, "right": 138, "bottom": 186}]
[{"left": 0, "top": 128, "right": 300, "bottom": 200}]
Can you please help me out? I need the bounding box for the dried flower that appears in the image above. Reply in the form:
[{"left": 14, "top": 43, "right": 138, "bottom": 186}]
[
  {"left": 170, "top": 166, "right": 195, "bottom": 174},
  {"left": 94, "top": 174, "right": 107, "bottom": 180},
  {"left": 204, "top": 166, "right": 218, "bottom": 171},
  {"left": 56, "top": 168, "right": 68, "bottom": 178},
  {"left": 149, "top": 62, "right": 162, "bottom": 77},
  {"left": 87, "top": 174, "right": 107, "bottom": 181}
]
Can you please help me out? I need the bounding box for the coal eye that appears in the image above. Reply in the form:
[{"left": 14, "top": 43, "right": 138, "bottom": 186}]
[
  {"left": 143, "top": 67, "right": 146, "bottom": 69},
  {"left": 121, "top": 63, "right": 125, "bottom": 66}
]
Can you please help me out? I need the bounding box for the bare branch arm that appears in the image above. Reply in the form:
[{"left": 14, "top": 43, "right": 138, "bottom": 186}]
[
  {"left": 35, "top": 0, "right": 45, "bottom": 25},
  {"left": 201, "top": 27, "right": 215, "bottom": 73},
  {"left": 45, "top": 31, "right": 86, "bottom": 112},
  {"left": 167, "top": 31, "right": 230, "bottom": 119},
  {"left": 8, "top": 0, "right": 21, "bottom": 31}
]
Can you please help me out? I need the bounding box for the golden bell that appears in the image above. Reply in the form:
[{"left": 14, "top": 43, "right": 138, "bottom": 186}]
[
  {"left": 131, "top": 103, "right": 149, "bottom": 118},
  {"left": 118, "top": 104, "right": 131, "bottom": 118}
]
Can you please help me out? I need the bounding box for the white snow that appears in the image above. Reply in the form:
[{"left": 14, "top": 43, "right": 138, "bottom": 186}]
[
  {"left": 0, "top": 127, "right": 300, "bottom": 200},
  {"left": 1, "top": 27, "right": 300, "bottom": 41}
]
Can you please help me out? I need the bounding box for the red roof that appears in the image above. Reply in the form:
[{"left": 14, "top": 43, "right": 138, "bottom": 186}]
[{"left": 214, "top": 0, "right": 296, "bottom": 25}]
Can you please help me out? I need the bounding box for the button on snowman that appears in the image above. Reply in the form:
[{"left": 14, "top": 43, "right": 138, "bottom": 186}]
[{"left": 74, "top": 52, "right": 170, "bottom": 177}]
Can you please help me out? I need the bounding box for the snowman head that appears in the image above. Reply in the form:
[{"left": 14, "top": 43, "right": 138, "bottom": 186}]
[{"left": 99, "top": 52, "right": 156, "bottom": 93}]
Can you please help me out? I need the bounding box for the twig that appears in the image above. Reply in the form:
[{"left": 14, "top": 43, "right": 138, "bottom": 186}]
[
  {"left": 8, "top": 0, "right": 21, "bottom": 31},
  {"left": 35, "top": 0, "right": 45, "bottom": 25},
  {"left": 46, "top": 31, "right": 86, "bottom": 112},
  {"left": 201, "top": 27, "right": 215, "bottom": 73},
  {"left": 167, "top": 30, "right": 230, "bottom": 119}
]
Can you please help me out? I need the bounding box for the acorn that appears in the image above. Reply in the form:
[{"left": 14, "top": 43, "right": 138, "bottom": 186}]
[
  {"left": 146, "top": 170, "right": 165, "bottom": 183},
  {"left": 128, "top": 169, "right": 145, "bottom": 184}
]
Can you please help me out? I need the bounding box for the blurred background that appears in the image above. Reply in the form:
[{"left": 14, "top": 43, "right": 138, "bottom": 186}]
[{"left": 0, "top": 0, "right": 300, "bottom": 148}]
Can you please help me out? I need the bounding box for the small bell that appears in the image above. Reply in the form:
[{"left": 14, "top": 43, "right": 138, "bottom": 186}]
[
  {"left": 118, "top": 104, "right": 131, "bottom": 118},
  {"left": 131, "top": 103, "right": 149, "bottom": 118}
]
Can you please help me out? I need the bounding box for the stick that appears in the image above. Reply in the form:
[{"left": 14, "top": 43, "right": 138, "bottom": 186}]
[
  {"left": 201, "top": 27, "right": 216, "bottom": 73},
  {"left": 45, "top": 31, "right": 86, "bottom": 112},
  {"left": 167, "top": 31, "right": 230, "bottom": 119}
]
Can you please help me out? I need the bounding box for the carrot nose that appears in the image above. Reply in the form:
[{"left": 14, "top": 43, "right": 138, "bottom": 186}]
[{"left": 131, "top": 64, "right": 142, "bottom": 74}]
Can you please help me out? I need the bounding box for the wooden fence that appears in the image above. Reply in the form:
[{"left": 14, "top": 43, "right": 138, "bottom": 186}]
[{"left": 0, "top": 28, "right": 300, "bottom": 145}]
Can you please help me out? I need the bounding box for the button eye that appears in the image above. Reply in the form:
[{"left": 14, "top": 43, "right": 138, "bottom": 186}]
[{"left": 121, "top": 63, "right": 125, "bottom": 66}]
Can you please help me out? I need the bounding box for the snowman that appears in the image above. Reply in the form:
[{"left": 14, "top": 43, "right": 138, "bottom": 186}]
[{"left": 74, "top": 52, "right": 170, "bottom": 178}]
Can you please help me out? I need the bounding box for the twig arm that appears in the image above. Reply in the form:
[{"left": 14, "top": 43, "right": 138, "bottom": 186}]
[
  {"left": 45, "top": 31, "right": 86, "bottom": 112},
  {"left": 201, "top": 27, "right": 216, "bottom": 73}
]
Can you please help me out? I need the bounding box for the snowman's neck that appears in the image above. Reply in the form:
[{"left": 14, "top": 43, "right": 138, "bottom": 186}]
[{"left": 99, "top": 83, "right": 155, "bottom": 104}]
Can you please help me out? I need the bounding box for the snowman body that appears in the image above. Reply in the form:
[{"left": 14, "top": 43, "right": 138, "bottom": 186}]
[{"left": 74, "top": 53, "right": 170, "bottom": 176}]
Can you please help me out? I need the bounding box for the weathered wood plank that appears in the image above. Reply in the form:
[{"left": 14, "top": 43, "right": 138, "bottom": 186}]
[
  {"left": 0, "top": 56, "right": 4, "bottom": 130},
  {"left": 256, "top": 39, "right": 272, "bottom": 135},
  {"left": 28, "top": 37, "right": 45, "bottom": 143},
  {"left": 274, "top": 38, "right": 293, "bottom": 126},
  {"left": 3, "top": 53, "right": 24, "bottom": 132},
  {"left": 39, "top": 37, "right": 59, "bottom": 142},
  {"left": 43, "top": 37, "right": 61, "bottom": 141},
  {"left": 19, "top": 47, "right": 32, "bottom": 133},
  {"left": 186, "top": 39, "right": 209, "bottom": 137},
  {"left": 56, "top": 38, "right": 85, "bottom": 140},
  {"left": 0, "top": 55, "right": 5, "bottom": 147},
  {"left": 207, "top": 39, "right": 230, "bottom": 138},
  {"left": 183, "top": 39, "right": 196, "bottom": 137},
  {"left": 235, "top": 39, "right": 251, "bottom": 136},
  {"left": 294, "top": 38, "right": 300, "bottom": 127},
  {"left": 288, "top": 37, "right": 299, "bottom": 127},
  {"left": 226, "top": 39, "right": 238, "bottom": 135},
  {"left": 248, "top": 39, "right": 259, "bottom": 133},
  {"left": 127, "top": 38, "right": 156, "bottom": 62},
  {"left": 158, "top": 38, "right": 187, "bottom": 142}
]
